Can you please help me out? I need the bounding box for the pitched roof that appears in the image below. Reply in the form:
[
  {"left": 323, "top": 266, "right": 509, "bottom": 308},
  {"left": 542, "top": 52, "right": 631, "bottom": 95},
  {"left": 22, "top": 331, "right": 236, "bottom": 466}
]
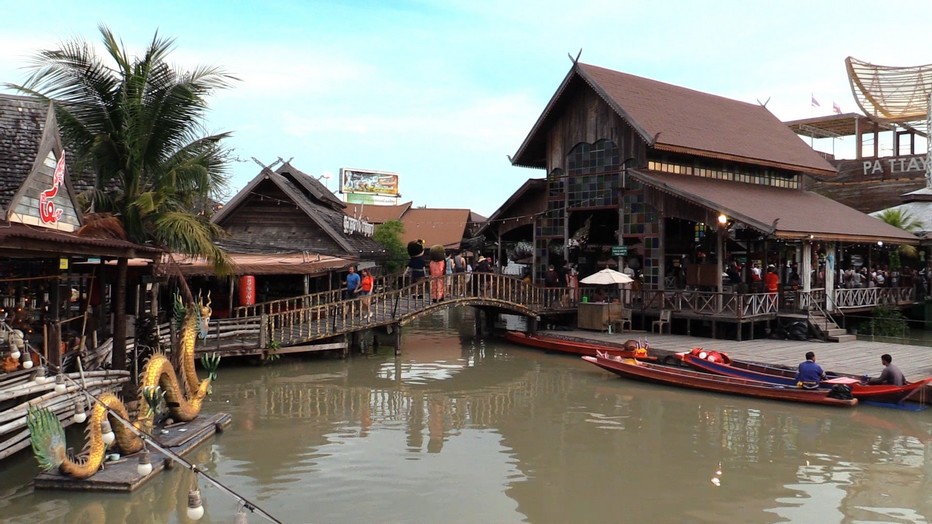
[
  {"left": 165, "top": 252, "right": 353, "bottom": 276},
  {"left": 0, "top": 95, "right": 46, "bottom": 212},
  {"left": 476, "top": 178, "right": 546, "bottom": 237},
  {"left": 213, "top": 161, "right": 384, "bottom": 258},
  {"left": 0, "top": 221, "right": 160, "bottom": 259},
  {"left": 344, "top": 201, "right": 412, "bottom": 224},
  {"left": 400, "top": 208, "right": 473, "bottom": 250},
  {"left": 629, "top": 169, "right": 918, "bottom": 244},
  {"left": 512, "top": 62, "right": 836, "bottom": 176}
]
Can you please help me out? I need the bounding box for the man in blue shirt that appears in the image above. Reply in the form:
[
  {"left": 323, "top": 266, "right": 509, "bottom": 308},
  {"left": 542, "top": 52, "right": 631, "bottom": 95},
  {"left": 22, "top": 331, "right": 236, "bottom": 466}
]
[
  {"left": 795, "top": 351, "right": 826, "bottom": 388},
  {"left": 344, "top": 266, "right": 360, "bottom": 300}
]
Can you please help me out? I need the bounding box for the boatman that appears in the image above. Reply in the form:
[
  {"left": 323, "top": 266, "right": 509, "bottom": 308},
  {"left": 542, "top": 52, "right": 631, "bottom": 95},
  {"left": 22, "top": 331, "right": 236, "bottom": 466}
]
[
  {"left": 866, "top": 354, "right": 906, "bottom": 386},
  {"left": 795, "top": 351, "right": 826, "bottom": 389}
]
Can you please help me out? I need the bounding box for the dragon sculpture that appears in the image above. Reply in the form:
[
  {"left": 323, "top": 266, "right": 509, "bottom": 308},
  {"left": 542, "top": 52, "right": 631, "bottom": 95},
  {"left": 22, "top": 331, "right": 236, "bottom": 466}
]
[{"left": 27, "top": 293, "right": 221, "bottom": 479}]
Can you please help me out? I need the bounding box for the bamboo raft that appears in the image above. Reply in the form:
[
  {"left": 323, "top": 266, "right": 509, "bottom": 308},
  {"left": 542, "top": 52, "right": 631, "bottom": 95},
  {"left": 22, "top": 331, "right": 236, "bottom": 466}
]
[{"left": 0, "top": 367, "right": 130, "bottom": 461}]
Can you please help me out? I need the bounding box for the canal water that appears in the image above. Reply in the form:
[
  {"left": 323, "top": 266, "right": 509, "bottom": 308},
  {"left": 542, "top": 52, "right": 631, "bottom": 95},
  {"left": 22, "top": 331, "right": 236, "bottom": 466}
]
[{"left": 2, "top": 307, "right": 931, "bottom": 523}]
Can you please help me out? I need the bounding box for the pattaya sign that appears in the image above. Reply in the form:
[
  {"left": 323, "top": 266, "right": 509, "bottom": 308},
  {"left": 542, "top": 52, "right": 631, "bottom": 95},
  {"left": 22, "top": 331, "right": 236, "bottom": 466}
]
[
  {"left": 862, "top": 155, "right": 927, "bottom": 176},
  {"left": 40, "top": 152, "right": 66, "bottom": 224}
]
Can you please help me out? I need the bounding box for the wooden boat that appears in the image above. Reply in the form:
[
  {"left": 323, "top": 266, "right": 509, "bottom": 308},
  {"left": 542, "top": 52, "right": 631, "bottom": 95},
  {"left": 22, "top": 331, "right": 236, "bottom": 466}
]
[
  {"left": 582, "top": 352, "right": 858, "bottom": 408},
  {"left": 677, "top": 348, "right": 932, "bottom": 404},
  {"left": 504, "top": 331, "right": 652, "bottom": 359}
]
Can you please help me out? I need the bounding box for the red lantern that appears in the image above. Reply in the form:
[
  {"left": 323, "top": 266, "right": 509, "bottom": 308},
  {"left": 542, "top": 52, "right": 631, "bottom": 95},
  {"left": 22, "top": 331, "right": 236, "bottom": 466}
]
[{"left": 239, "top": 276, "right": 256, "bottom": 306}]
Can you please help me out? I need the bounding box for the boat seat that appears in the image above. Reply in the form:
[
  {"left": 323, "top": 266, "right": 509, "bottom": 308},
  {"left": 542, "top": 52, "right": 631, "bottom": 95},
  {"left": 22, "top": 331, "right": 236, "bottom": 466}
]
[{"left": 651, "top": 310, "right": 671, "bottom": 334}]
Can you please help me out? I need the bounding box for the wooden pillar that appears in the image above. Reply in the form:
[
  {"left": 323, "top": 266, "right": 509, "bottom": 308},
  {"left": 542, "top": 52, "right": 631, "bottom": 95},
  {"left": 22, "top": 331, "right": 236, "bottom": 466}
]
[
  {"left": 393, "top": 323, "right": 402, "bottom": 355},
  {"left": 113, "top": 257, "right": 128, "bottom": 373},
  {"left": 48, "top": 274, "right": 61, "bottom": 369},
  {"left": 825, "top": 244, "right": 837, "bottom": 312}
]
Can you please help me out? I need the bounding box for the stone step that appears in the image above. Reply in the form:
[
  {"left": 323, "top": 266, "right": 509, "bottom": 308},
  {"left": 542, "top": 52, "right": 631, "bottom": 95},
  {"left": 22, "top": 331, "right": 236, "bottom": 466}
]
[{"left": 827, "top": 334, "right": 857, "bottom": 343}]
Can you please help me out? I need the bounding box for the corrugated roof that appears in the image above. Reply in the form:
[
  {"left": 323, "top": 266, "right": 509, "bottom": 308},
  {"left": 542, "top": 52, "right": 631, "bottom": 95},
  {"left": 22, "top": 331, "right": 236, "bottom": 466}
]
[
  {"left": 512, "top": 62, "right": 836, "bottom": 176},
  {"left": 629, "top": 169, "right": 918, "bottom": 244},
  {"left": 401, "top": 208, "right": 473, "bottom": 250},
  {"left": 165, "top": 252, "right": 352, "bottom": 276},
  {"left": 0, "top": 221, "right": 160, "bottom": 258}
]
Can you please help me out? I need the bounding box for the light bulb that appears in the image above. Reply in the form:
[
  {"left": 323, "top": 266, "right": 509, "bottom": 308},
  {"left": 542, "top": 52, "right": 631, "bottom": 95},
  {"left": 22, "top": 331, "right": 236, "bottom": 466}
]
[
  {"left": 72, "top": 399, "right": 86, "bottom": 424},
  {"left": 54, "top": 375, "right": 67, "bottom": 394},
  {"left": 137, "top": 450, "right": 152, "bottom": 476},
  {"left": 187, "top": 488, "right": 205, "bottom": 521},
  {"left": 101, "top": 420, "right": 115, "bottom": 446},
  {"left": 22, "top": 357, "right": 33, "bottom": 369},
  {"left": 10, "top": 349, "right": 20, "bottom": 360}
]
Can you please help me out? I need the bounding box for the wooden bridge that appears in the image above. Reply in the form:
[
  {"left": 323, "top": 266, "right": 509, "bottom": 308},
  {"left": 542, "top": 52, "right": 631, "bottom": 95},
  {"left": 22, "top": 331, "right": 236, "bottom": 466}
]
[{"left": 172, "top": 274, "right": 576, "bottom": 359}]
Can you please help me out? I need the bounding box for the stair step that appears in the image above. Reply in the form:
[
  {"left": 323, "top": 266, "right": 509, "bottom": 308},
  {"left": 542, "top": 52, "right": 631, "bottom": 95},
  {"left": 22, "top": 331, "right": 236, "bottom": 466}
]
[
  {"left": 827, "top": 334, "right": 857, "bottom": 343},
  {"left": 824, "top": 328, "right": 848, "bottom": 337}
]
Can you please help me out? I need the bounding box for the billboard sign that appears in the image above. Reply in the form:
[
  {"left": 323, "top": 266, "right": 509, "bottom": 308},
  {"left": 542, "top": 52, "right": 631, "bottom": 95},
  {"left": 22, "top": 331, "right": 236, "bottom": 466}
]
[{"left": 340, "top": 168, "right": 400, "bottom": 197}]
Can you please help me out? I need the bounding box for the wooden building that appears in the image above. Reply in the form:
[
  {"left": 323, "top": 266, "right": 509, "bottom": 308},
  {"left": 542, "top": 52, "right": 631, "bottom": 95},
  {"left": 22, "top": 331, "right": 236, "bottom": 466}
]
[
  {"left": 345, "top": 202, "right": 485, "bottom": 254},
  {"left": 211, "top": 160, "right": 386, "bottom": 306},
  {"left": 507, "top": 61, "right": 918, "bottom": 335},
  {"left": 0, "top": 94, "right": 159, "bottom": 368}
]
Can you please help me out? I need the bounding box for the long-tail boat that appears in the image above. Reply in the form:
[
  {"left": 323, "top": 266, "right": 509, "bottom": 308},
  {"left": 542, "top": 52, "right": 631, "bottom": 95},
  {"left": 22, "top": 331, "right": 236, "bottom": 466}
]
[
  {"left": 582, "top": 352, "right": 858, "bottom": 408},
  {"left": 504, "top": 331, "right": 652, "bottom": 360},
  {"left": 677, "top": 347, "right": 931, "bottom": 404}
]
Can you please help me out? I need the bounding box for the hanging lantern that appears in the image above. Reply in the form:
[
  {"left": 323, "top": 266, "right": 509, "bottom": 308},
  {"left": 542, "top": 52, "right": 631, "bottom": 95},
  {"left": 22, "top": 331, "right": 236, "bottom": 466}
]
[
  {"left": 187, "top": 486, "right": 205, "bottom": 521},
  {"left": 72, "top": 398, "right": 87, "bottom": 424},
  {"left": 136, "top": 448, "right": 152, "bottom": 476},
  {"left": 21, "top": 350, "right": 33, "bottom": 369},
  {"left": 54, "top": 374, "right": 67, "bottom": 394},
  {"left": 101, "top": 419, "right": 115, "bottom": 446}
]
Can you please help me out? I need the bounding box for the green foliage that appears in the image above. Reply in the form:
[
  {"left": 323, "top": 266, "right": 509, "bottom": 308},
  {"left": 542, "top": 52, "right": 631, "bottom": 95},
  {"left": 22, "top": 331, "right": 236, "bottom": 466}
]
[
  {"left": 10, "top": 25, "right": 234, "bottom": 270},
  {"left": 374, "top": 220, "right": 408, "bottom": 274},
  {"left": 876, "top": 208, "right": 920, "bottom": 260},
  {"left": 143, "top": 385, "right": 166, "bottom": 417},
  {"left": 865, "top": 305, "right": 909, "bottom": 337}
]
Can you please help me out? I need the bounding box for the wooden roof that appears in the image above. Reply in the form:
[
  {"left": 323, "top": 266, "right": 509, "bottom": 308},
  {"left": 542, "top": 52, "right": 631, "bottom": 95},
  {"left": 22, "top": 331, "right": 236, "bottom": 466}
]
[
  {"left": 629, "top": 169, "right": 918, "bottom": 244},
  {"left": 344, "top": 201, "right": 412, "bottom": 224},
  {"left": 476, "top": 178, "right": 546, "bottom": 237},
  {"left": 512, "top": 62, "right": 836, "bottom": 176},
  {"left": 400, "top": 208, "right": 474, "bottom": 250},
  {"left": 0, "top": 221, "right": 160, "bottom": 259},
  {"left": 213, "top": 161, "right": 384, "bottom": 258},
  {"left": 166, "top": 252, "right": 352, "bottom": 276}
]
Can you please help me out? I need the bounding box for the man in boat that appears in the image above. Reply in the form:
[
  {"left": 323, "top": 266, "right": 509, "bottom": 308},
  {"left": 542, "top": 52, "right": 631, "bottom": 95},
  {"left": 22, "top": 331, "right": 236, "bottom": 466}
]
[
  {"left": 795, "top": 351, "right": 826, "bottom": 389},
  {"left": 866, "top": 354, "right": 906, "bottom": 386}
]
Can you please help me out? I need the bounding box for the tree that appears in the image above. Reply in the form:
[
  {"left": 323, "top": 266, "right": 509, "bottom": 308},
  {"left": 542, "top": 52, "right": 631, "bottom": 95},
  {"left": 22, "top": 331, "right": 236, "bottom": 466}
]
[
  {"left": 373, "top": 220, "right": 408, "bottom": 274},
  {"left": 875, "top": 208, "right": 921, "bottom": 263},
  {"left": 10, "top": 25, "right": 234, "bottom": 372}
]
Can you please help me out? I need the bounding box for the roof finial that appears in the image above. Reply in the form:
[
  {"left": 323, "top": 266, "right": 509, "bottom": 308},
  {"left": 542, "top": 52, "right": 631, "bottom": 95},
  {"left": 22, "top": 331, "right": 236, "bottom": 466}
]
[{"left": 567, "top": 49, "right": 583, "bottom": 64}]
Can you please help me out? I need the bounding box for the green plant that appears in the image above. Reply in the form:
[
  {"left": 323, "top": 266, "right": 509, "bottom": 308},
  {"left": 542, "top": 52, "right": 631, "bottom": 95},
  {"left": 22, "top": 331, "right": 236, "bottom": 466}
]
[
  {"left": 865, "top": 305, "right": 908, "bottom": 338},
  {"left": 374, "top": 220, "right": 408, "bottom": 273}
]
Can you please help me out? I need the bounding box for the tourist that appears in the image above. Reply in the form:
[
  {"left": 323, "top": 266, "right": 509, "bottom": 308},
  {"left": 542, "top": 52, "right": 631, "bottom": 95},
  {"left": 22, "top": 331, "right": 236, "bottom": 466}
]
[
  {"left": 344, "top": 266, "right": 360, "bottom": 300},
  {"left": 866, "top": 354, "right": 906, "bottom": 386},
  {"left": 544, "top": 264, "right": 560, "bottom": 287},
  {"left": 795, "top": 351, "right": 826, "bottom": 388},
  {"left": 444, "top": 252, "right": 454, "bottom": 296},
  {"left": 764, "top": 265, "right": 779, "bottom": 294},
  {"left": 355, "top": 269, "right": 375, "bottom": 320},
  {"left": 750, "top": 262, "right": 762, "bottom": 292},
  {"left": 429, "top": 249, "right": 446, "bottom": 302},
  {"left": 452, "top": 251, "right": 467, "bottom": 295},
  {"left": 474, "top": 255, "right": 492, "bottom": 295}
]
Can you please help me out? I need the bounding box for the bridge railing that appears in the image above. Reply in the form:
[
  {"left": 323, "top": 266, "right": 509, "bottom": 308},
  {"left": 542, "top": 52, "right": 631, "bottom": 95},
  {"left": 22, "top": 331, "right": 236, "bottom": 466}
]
[{"left": 264, "top": 272, "right": 576, "bottom": 347}]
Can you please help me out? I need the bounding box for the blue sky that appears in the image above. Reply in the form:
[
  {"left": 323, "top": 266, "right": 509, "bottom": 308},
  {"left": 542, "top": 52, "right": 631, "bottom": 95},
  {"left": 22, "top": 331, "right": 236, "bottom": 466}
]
[{"left": 1, "top": 1, "right": 931, "bottom": 217}]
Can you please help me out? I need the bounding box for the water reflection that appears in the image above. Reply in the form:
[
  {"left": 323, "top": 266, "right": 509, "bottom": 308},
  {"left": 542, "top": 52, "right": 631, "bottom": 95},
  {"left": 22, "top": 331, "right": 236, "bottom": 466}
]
[{"left": 1, "top": 308, "right": 931, "bottom": 523}]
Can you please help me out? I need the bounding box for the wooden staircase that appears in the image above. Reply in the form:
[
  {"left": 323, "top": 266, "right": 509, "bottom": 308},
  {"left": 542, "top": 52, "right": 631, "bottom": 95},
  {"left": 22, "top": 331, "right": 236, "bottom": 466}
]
[{"left": 808, "top": 311, "right": 855, "bottom": 343}]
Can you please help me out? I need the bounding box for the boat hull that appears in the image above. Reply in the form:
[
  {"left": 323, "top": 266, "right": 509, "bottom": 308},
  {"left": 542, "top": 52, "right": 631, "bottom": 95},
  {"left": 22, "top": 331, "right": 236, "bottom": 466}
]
[
  {"left": 582, "top": 354, "right": 857, "bottom": 408},
  {"left": 679, "top": 350, "right": 931, "bottom": 404},
  {"left": 504, "top": 331, "right": 651, "bottom": 359}
]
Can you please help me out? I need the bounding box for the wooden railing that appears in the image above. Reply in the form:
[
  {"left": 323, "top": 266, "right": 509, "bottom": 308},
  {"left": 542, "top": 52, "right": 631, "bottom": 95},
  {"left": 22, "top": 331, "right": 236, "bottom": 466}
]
[
  {"left": 639, "top": 289, "right": 779, "bottom": 319},
  {"left": 832, "top": 286, "right": 914, "bottom": 309}
]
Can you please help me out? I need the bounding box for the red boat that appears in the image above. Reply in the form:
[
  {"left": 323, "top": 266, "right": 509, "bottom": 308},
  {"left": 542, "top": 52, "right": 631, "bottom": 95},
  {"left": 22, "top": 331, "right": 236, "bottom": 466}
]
[
  {"left": 582, "top": 352, "right": 858, "bottom": 408},
  {"left": 677, "top": 348, "right": 932, "bottom": 404},
  {"left": 504, "top": 331, "right": 652, "bottom": 359}
]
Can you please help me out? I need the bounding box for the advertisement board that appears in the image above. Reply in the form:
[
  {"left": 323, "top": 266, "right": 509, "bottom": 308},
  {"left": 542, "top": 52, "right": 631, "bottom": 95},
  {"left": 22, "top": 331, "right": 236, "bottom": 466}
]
[{"left": 340, "top": 168, "right": 400, "bottom": 197}]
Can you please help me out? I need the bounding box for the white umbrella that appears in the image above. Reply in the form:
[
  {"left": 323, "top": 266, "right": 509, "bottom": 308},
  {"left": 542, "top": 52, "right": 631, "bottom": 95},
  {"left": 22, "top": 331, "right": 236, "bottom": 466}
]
[{"left": 579, "top": 268, "right": 633, "bottom": 285}]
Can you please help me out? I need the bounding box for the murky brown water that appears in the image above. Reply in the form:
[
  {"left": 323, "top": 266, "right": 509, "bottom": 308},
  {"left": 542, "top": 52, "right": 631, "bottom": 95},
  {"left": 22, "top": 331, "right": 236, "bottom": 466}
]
[{"left": 2, "top": 308, "right": 932, "bottom": 523}]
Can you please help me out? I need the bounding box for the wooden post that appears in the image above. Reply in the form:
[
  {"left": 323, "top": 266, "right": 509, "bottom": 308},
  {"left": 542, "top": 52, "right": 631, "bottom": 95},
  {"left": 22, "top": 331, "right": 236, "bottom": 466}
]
[
  {"left": 393, "top": 323, "right": 402, "bottom": 355},
  {"left": 259, "top": 313, "right": 268, "bottom": 350}
]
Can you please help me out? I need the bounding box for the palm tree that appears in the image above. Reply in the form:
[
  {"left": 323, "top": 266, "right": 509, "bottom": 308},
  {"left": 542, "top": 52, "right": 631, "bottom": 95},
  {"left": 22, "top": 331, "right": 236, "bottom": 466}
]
[
  {"left": 10, "top": 25, "right": 234, "bottom": 372},
  {"left": 875, "top": 208, "right": 921, "bottom": 263}
]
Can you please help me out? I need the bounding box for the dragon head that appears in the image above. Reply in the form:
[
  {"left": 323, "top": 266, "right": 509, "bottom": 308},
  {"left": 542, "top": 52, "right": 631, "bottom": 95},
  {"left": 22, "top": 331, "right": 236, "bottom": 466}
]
[{"left": 196, "top": 292, "right": 212, "bottom": 340}]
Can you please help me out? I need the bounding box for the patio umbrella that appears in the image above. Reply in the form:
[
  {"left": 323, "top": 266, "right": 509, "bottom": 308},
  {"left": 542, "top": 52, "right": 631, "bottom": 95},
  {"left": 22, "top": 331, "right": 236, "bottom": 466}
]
[{"left": 579, "top": 268, "right": 633, "bottom": 285}]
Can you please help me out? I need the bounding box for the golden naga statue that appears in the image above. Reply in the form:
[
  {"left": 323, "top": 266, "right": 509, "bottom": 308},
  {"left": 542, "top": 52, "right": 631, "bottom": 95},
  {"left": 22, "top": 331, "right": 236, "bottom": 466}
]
[{"left": 27, "top": 294, "right": 221, "bottom": 479}]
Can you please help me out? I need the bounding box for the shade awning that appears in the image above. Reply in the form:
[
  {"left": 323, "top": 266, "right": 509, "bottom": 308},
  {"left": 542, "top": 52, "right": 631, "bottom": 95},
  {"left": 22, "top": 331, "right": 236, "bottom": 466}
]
[{"left": 628, "top": 169, "right": 919, "bottom": 244}]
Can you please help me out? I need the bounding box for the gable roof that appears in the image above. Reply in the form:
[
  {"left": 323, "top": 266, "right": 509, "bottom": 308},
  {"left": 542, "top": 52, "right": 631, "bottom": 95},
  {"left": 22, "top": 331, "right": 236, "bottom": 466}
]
[
  {"left": 344, "top": 201, "right": 412, "bottom": 224},
  {"left": 512, "top": 62, "right": 836, "bottom": 177},
  {"left": 0, "top": 94, "right": 85, "bottom": 230},
  {"left": 400, "top": 208, "right": 473, "bottom": 250},
  {"left": 213, "top": 161, "right": 384, "bottom": 257},
  {"left": 630, "top": 169, "right": 917, "bottom": 244},
  {"left": 476, "top": 178, "right": 546, "bottom": 237}
]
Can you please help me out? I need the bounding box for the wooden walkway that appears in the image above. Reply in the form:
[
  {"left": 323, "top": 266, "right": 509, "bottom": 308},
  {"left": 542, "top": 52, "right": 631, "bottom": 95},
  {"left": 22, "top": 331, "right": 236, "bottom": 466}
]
[{"left": 554, "top": 329, "right": 932, "bottom": 379}]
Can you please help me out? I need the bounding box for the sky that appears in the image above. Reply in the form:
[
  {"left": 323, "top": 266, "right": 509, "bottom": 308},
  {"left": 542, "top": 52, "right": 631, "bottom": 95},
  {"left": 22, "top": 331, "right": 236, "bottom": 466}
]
[{"left": 1, "top": 0, "right": 931, "bottom": 217}]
